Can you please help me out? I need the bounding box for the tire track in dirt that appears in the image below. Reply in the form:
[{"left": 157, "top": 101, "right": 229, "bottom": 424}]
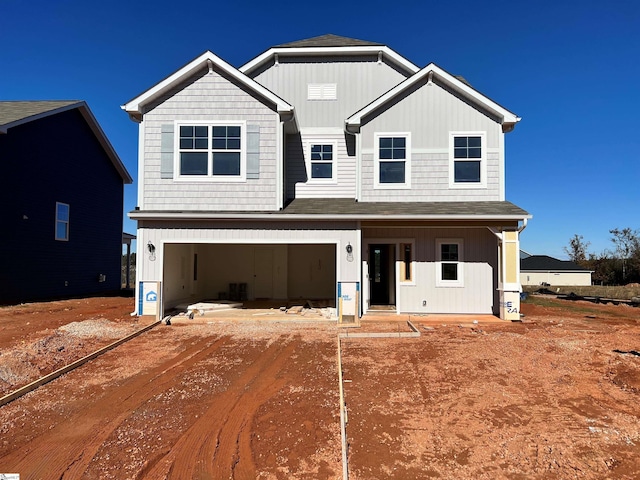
[
  {"left": 0, "top": 332, "right": 231, "bottom": 479},
  {"left": 141, "top": 336, "right": 299, "bottom": 479}
]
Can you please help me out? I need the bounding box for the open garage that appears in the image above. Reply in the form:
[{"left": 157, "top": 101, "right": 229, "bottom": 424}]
[{"left": 162, "top": 243, "right": 337, "bottom": 310}]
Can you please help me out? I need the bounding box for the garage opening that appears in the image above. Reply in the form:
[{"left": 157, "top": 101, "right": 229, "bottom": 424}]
[{"left": 162, "top": 243, "right": 336, "bottom": 311}]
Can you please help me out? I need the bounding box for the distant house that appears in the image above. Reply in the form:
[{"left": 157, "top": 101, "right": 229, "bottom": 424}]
[
  {"left": 520, "top": 255, "right": 592, "bottom": 286},
  {"left": 0, "top": 101, "right": 133, "bottom": 304}
]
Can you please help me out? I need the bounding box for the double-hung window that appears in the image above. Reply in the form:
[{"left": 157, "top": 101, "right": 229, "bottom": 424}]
[
  {"left": 436, "top": 239, "right": 464, "bottom": 287},
  {"left": 55, "top": 202, "right": 69, "bottom": 241},
  {"left": 177, "top": 123, "right": 245, "bottom": 180},
  {"left": 309, "top": 143, "right": 335, "bottom": 181},
  {"left": 450, "top": 132, "right": 486, "bottom": 188},
  {"left": 374, "top": 133, "right": 411, "bottom": 188}
]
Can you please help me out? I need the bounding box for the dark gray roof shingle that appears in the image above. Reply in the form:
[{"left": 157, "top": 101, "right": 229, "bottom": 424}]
[
  {"left": 521, "top": 255, "right": 590, "bottom": 272},
  {"left": 0, "top": 100, "right": 80, "bottom": 128},
  {"left": 282, "top": 198, "right": 529, "bottom": 217},
  {"left": 274, "top": 34, "right": 383, "bottom": 48}
]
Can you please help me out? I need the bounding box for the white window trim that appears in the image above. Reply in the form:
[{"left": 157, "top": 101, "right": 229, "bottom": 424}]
[
  {"left": 374, "top": 132, "right": 411, "bottom": 189},
  {"left": 55, "top": 202, "right": 70, "bottom": 241},
  {"left": 306, "top": 140, "right": 338, "bottom": 183},
  {"left": 174, "top": 120, "right": 247, "bottom": 182},
  {"left": 449, "top": 131, "right": 486, "bottom": 189},
  {"left": 436, "top": 238, "right": 464, "bottom": 287}
]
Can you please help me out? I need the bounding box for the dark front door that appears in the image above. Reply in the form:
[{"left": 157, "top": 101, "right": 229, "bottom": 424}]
[{"left": 369, "top": 244, "right": 390, "bottom": 305}]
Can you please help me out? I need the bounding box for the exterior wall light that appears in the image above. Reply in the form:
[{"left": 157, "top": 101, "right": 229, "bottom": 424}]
[{"left": 147, "top": 241, "right": 156, "bottom": 261}]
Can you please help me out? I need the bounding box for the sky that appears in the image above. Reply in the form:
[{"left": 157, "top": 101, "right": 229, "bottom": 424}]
[{"left": 2, "top": 0, "right": 639, "bottom": 258}]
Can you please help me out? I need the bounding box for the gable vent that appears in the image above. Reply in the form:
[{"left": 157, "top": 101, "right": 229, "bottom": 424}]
[{"left": 308, "top": 83, "right": 337, "bottom": 100}]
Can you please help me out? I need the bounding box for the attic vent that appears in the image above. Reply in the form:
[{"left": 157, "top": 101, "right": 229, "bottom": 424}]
[{"left": 308, "top": 83, "right": 337, "bottom": 100}]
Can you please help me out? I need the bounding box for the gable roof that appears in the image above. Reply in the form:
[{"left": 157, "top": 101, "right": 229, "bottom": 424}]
[
  {"left": 0, "top": 101, "right": 132, "bottom": 183},
  {"left": 0, "top": 100, "right": 80, "bottom": 129},
  {"left": 240, "top": 34, "right": 419, "bottom": 76},
  {"left": 122, "top": 51, "right": 295, "bottom": 122},
  {"left": 346, "top": 63, "right": 521, "bottom": 133},
  {"left": 521, "top": 255, "right": 592, "bottom": 272},
  {"left": 274, "top": 34, "right": 384, "bottom": 48}
]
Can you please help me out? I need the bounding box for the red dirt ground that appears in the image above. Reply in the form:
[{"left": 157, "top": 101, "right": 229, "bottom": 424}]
[{"left": 0, "top": 296, "right": 639, "bottom": 479}]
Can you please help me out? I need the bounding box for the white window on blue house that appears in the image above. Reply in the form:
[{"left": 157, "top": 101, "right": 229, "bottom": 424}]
[
  {"left": 374, "top": 133, "right": 411, "bottom": 188},
  {"left": 309, "top": 143, "right": 336, "bottom": 181},
  {"left": 436, "top": 238, "right": 464, "bottom": 287},
  {"left": 450, "top": 132, "right": 486, "bottom": 188},
  {"left": 55, "top": 202, "right": 69, "bottom": 241},
  {"left": 177, "top": 123, "right": 245, "bottom": 181}
]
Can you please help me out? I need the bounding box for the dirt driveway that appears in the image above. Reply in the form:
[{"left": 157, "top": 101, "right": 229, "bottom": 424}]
[{"left": 0, "top": 296, "right": 639, "bottom": 479}]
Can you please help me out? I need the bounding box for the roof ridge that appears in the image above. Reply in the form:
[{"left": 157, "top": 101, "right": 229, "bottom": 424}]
[{"left": 274, "top": 34, "right": 384, "bottom": 48}]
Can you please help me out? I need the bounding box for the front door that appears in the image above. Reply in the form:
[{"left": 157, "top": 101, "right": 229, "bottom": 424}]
[{"left": 369, "top": 244, "right": 390, "bottom": 305}]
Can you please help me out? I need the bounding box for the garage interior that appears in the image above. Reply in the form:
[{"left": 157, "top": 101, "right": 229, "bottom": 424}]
[{"left": 162, "top": 243, "right": 337, "bottom": 311}]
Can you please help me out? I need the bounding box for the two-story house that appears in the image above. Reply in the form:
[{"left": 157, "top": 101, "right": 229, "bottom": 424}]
[
  {"left": 123, "top": 34, "right": 530, "bottom": 320},
  {"left": 1, "top": 101, "right": 133, "bottom": 304}
]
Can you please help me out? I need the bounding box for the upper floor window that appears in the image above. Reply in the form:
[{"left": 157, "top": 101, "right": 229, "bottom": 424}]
[
  {"left": 436, "top": 238, "right": 464, "bottom": 287},
  {"left": 55, "top": 202, "right": 69, "bottom": 241},
  {"left": 374, "top": 133, "right": 411, "bottom": 189},
  {"left": 307, "top": 83, "right": 337, "bottom": 100},
  {"left": 177, "top": 123, "right": 245, "bottom": 180},
  {"left": 309, "top": 143, "right": 335, "bottom": 181},
  {"left": 450, "top": 132, "right": 486, "bottom": 188}
]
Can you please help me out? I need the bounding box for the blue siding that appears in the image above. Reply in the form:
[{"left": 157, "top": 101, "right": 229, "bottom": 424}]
[{"left": 0, "top": 108, "right": 125, "bottom": 304}]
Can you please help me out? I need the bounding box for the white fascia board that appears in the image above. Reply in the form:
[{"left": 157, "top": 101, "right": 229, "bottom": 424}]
[
  {"left": 122, "top": 51, "right": 294, "bottom": 117},
  {"left": 346, "top": 63, "right": 521, "bottom": 129},
  {"left": 129, "top": 211, "right": 532, "bottom": 222},
  {"left": 240, "top": 46, "right": 419, "bottom": 75}
]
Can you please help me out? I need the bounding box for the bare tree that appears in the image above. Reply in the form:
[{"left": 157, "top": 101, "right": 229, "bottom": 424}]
[
  {"left": 564, "top": 234, "right": 590, "bottom": 264},
  {"left": 609, "top": 228, "right": 639, "bottom": 281}
]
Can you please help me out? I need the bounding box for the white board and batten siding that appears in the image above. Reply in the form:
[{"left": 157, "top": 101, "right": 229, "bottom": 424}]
[
  {"left": 142, "top": 67, "right": 280, "bottom": 212},
  {"left": 139, "top": 219, "right": 360, "bottom": 285},
  {"left": 360, "top": 80, "right": 503, "bottom": 202},
  {"left": 251, "top": 56, "right": 409, "bottom": 128},
  {"left": 363, "top": 227, "right": 499, "bottom": 314}
]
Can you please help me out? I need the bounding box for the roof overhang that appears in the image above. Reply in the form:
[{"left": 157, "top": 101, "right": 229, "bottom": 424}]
[
  {"left": 345, "top": 63, "right": 521, "bottom": 134},
  {"left": 122, "top": 51, "right": 295, "bottom": 123},
  {"left": 130, "top": 211, "right": 530, "bottom": 222},
  {"left": 240, "top": 45, "right": 420, "bottom": 76}
]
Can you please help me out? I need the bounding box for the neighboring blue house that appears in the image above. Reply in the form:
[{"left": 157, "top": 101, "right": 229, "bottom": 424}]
[{"left": 0, "top": 101, "right": 133, "bottom": 304}]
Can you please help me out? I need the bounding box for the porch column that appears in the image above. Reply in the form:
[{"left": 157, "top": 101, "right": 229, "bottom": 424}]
[{"left": 499, "top": 228, "right": 521, "bottom": 320}]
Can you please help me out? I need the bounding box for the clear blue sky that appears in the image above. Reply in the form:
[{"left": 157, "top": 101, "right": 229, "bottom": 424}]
[{"left": 3, "top": 0, "right": 638, "bottom": 258}]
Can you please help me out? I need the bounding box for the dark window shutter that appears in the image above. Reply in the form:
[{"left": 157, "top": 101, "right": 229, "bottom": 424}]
[
  {"left": 246, "top": 125, "right": 260, "bottom": 179},
  {"left": 160, "top": 124, "right": 174, "bottom": 179}
]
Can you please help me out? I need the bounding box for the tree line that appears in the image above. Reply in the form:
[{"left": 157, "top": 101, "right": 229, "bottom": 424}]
[{"left": 565, "top": 229, "right": 640, "bottom": 285}]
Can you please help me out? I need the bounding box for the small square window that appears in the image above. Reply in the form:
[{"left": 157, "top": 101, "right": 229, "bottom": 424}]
[{"left": 309, "top": 143, "right": 335, "bottom": 181}]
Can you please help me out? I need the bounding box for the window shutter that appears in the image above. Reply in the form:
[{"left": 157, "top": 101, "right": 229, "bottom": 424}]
[
  {"left": 246, "top": 124, "right": 260, "bottom": 179},
  {"left": 160, "top": 124, "right": 174, "bottom": 179}
]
